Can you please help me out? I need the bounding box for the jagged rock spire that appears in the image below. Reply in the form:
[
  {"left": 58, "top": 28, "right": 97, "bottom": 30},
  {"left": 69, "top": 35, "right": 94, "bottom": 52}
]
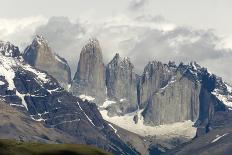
[
  {"left": 105, "top": 53, "right": 138, "bottom": 115},
  {"left": 71, "top": 38, "right": 106, "bottom": 104},
  {"left": 23, "top": 35, "right": 71, "bottom": 89}
]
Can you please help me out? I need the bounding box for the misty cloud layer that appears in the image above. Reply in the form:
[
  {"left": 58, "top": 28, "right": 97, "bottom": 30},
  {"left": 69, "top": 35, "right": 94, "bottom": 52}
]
[
  {"left": 35, "top": 17, "right": 86, "bottom": 70},
  {"left": 32, "top": 14, "right": 232, "bottom": 83},
  {"left": 128, "top": 0, "right": 148, "bottom": 10}
]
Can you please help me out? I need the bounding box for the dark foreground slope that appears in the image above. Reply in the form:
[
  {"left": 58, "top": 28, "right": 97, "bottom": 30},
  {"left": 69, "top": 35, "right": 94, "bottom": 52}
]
[
  {"left": 165, "top": 111, "right": 232, "bottom": 155},
  {"left": 0, "top": 139, "right": 110, "bottom": 155}
]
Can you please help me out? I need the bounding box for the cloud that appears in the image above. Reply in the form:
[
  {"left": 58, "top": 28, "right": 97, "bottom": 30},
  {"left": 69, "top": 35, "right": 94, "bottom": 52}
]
[
  {"left": 0, "top": 16, "right": 47, "bottom": 49},
  {"left": 128, "top": 0, "right": 148, "bottom": 10},
  {"left": 1, "top": 14, "right": 228, "bottom": 83},
  {"left": 35, "top": 16, "right": 86, "bottom": 71},
  {"left": 31, "top": 14, "right": 232, "bottom": 83}
]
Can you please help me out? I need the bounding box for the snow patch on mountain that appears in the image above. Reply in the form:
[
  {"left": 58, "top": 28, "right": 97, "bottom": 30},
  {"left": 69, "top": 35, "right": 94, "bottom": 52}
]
[
  {"left": 100, "top": 109, "right": 196, "bottom": 138},
  {"left": 79, "top": 94, "right": 95, "bottom": 102},
  {"left": 22, "top": 64, "right": 50, "bottom": 83},
  {"left": 212, "top": 90, "right": 232, "bottom": 109},
  {"left": 108, "top": 123, "right": 120, "bottom": 137},
  {"left": 77, "top": 101, "right": 96, "bottom": 126},
  {"left": 211, "top": 133, "right": 229, "bottom": 143},
  {"left": 0, "top": 81, "right": 5, "bottom": 85},
  {"left": 100, "top": 100, "right": 116, "bottom": 108},
  {"left": 0, "top": 55, "right": 62, "bottom": 110}
]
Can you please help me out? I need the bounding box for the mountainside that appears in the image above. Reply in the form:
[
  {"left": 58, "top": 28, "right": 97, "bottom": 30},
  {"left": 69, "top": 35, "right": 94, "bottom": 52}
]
[
  {"left": 165, "top": 111, "right": 232, "bottom": 155},
  {"left": 23, "top": 35, "right": 71, "bottom": 90},
  {"left": 0, "top": 99, "right": 77, "bottom": 143},
  {"left": 70, "top": 38, "right": 232, "bottom": 154},
  {"left": 1, "top": 37, "right": 232, "bottom": 154},
  {"left": 0, "top": 41, "right": 137, "bottom": 155}
]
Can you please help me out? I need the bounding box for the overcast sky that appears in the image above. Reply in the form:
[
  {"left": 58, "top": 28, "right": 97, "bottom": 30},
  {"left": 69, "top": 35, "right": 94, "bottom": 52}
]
[{"left": 0, "top": 0, "right": 232, "bottom": 83}]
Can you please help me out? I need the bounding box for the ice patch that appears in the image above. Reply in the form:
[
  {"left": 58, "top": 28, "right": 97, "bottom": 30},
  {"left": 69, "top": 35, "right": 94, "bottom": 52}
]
[
  {"left": 120, "top": 99, "right": 126, "bottom": 102},
  {"left": 16, "top": 91, "right": 28, "bottom": 110},
  {"left": 100, "top": 109, "right": 196, "bottom": 138},
  {"left": 225, "top": 83, "right": 232, "bottom": 93},
  {"left": 211, "top": 133, "right": 228, "bottom": 143},
  {"left": 101, "top": 100, "right": 116, "bottom": 108},
  {"left": 108, "top": 123, "right": 120, "bottom": 137},
  {"left": 212, "top": 89, "right": 232, "bottom": 109},
  {"left": 47, "top": 87, "right": 61, "bottom": 94},
  {"left": 22, "top": 64, "right": 49, "bottom": 83},
  {"left": 79, "top": 94, "right": 95, "bottom": 102},
  {"left": 161, "top": 76, "right": 176, "bottom": 90},
  {"left": 0, "top": 81, "right": 4, "bottom": 85},
  {"left": 30, "top": 115, "right": 46, "bottom": 122}
]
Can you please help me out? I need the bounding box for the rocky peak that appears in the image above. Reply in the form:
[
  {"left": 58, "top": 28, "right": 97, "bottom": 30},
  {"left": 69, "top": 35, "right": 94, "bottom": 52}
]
[
  {"left": 105, "top": 53, "right": 138, "bottom": 115},
  {"left": 23, "top": 35, "right": 71, "bottom": 89},
  {"left": 81, "top": 38, "right": 102, "bottom": 57},
  {"left": 0, "top": 41, "right": 20, "bottom": 57},
  {"left": 108, "top": 53, "right": 134, "bottom": 70},
  {"left": 31, "top": 35, "right": 48, "bottom": 48},
  {"left": 110, "top": 53, "right": 122, "bottom": 65},
  {"left": 71, "top": 38, "right": 105, "bottom": 105}
]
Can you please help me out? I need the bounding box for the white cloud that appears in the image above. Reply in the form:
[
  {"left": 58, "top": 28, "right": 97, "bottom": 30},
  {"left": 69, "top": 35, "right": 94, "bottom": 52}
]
[
  {"left": 128, "top": 0, "right": 148, "bottom": 10},
  {"left": 0, "top": 14, "right": 231, "bottom": 83},
  {"left": 0, "top": 16, "right": 47, "bottom": 49}
]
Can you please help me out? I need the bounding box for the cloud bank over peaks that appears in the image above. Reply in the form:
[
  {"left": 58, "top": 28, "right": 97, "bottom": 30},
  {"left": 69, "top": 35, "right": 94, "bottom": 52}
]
[
  {"left": 0, "top": 13, "right": 231, "bottom": 83},
  {"left": 0, "top": 16, "right": 47, "bottom": 49},
  {"left": 34, "top": 14, "right": 232, "bottom": 83},
  {"left": 128, "top": 0, "right": 148, "bottom": 10}
]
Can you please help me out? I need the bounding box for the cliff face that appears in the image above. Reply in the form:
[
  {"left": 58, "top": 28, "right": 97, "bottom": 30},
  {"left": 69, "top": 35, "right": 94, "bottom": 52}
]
[
  {"left": 71, "top": 38, "right": 106, "bottom": 104},
  {"left": 139, "top": 61, "right": 175, "bottom": 109},
  {"left": 105, "top": 53, "right": 138, "bottom": 115},
  {"left": 141, "top": 62, "right": 227, "bottom": 126},
  {"left": 23, "top": 35, "right": 71, "bottom": 89},
  {"left": 142, "top": 71, "right": 201, "bottom": 126},
  {"left": 70, "top": 38, "right": 231, "bottom": 129}
]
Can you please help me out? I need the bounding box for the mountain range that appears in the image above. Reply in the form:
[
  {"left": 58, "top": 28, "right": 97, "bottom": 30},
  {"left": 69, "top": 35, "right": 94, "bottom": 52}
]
[{"left": 0, "top": 35, "right": 231, "bottom": 154}]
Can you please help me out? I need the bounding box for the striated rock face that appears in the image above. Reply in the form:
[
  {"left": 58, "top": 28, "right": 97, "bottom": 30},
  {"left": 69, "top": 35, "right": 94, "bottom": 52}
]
[
  {"left": 142, "top": 62, "right": 227, "bottom": 126},
  {"left": 139, "top": 61, "right": 175, "bottom": 109},
  {"left": 0, "top": 41, "right": 20, "bottom": 57},
  {"left": 105, "top": 53, "right": 138, "bottom": 115},
  {"left": 23, "top": 35, "right": 71, "bottom": 89},
  {"left": 143, "top": 70, "right": 201, "bottom": 126},
  {"left": 71, "top": 38, "right": 106, "bottom": 104}
]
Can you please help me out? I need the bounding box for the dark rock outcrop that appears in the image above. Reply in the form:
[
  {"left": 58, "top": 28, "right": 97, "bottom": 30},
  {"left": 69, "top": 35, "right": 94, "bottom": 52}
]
[{"left": 23, "top": 35, "right": 71, "bottom": 90}]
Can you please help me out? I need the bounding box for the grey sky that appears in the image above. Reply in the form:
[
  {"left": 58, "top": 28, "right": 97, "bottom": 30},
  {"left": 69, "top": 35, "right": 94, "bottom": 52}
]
[
  {"left": 1, "top": 0, "right": 232, "bottom": 36},
  {"left": 0, "top": 0, "right": 232, "bottom": 83}
]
